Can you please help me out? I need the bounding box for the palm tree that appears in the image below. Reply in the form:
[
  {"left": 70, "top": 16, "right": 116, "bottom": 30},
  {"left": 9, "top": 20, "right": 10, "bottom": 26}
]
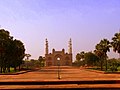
[
  {"left": 111, "top": 32, "right": 120, "bottom": 58},
  {"left": 25, "top": 54, "right": 31, "bottom": 60},
  {"left": 94, "top": 49, "right": 104, "bottom": 69},
  {"left": 95, "top": 39, "right": 111, "bottom": 71},
  {"left": 25, "top": 54, "right": 31, "bottom": 69}
]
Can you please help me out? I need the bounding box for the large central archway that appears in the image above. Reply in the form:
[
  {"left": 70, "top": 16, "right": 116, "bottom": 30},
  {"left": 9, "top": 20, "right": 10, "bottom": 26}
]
[{"left": 54, "top": 54, "right": 63, "bottom": 66}]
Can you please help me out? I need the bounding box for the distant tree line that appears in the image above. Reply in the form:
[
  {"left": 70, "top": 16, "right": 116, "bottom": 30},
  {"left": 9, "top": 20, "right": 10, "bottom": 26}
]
[
  {"left": 0, "top": 29, "right": 25, "bottom": 73},
  {"left": 74, "top": 32, "right": 120, "bottom": 71},
  {"left": 22, "top": 56, "right": 45, "bottom": 69}
]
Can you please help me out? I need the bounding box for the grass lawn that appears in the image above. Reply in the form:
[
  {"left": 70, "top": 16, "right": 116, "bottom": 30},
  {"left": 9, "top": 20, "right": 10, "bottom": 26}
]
[
  {"left": 87, "top": 66, "right": 120, "bottom": 73},
  {"left": 0, "top": 68, "right": 19, "bottom": 74},
  {"left": 9, "top": 68, "right": 19, "bottom": 73},
  {"left": 117, "top": 66, "right": 120, "bottom": 71}
]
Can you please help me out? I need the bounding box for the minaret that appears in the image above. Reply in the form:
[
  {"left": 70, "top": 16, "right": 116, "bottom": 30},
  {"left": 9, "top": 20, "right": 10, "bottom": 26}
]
[
  {"left": 68, "top": 38, "right": 72, "bottom": 54},
  {"left": 45, "top": 38, "right": 49, "bottom": 54}
]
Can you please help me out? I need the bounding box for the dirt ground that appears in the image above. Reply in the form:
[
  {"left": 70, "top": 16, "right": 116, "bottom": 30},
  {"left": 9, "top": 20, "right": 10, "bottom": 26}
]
[{"left": 0, "top": 66, "right": 120, "bottom": 89}]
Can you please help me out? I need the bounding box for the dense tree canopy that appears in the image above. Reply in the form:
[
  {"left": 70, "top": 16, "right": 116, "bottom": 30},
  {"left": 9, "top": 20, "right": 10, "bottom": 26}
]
[
  {"left": 76, "top": 51, "right": 85, "bottom": 61},
  {"left": 0, "top": 29, "right": 25, "bottom": 73},
  {"left": 111, "top": 32, "right": 120, "bottom": 57},
  {"left": 84, "top": 52, "right": 100, "bottom": 66},
  {"left": 38, "top": 56, "right": 45, "bottom": 67}
]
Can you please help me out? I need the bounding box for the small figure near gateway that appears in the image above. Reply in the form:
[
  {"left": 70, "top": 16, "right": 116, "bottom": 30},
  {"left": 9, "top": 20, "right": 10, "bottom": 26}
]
[{"left": 45, "top": 38, "right": 72, "bottom": 66}]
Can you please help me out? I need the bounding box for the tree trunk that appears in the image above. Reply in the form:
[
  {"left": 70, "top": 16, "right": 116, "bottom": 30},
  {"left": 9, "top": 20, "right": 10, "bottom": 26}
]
[
  {"left": 119, "top": 53, "right": 120, "bottom": 60},
  {"left": 19, "top": 65, "right": 20, "bottom": 71},
  {"left": 101, "top": 60, "right": 103, "bottom": 71},
  {"left": 40, "top": 61, "right": 41, "bottom": 70},
  {"left": 14, "top": 67, "right": 16, "bottom": 72},
  {"left": 0, "top": 67, "right": 2, "bottom": 73},
  {"left": 105, "top": 59, "right": 107, "bottom": 71},
  {"left": 7, "top": 67, "right": 10, "bottom": 72},
  {"left": 3, "top": 67, "right": 6, "bottom": 73}
]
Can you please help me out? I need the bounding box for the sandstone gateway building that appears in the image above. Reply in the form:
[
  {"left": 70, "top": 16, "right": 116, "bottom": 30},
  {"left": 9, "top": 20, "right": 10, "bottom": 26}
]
[{"left": 45, "top": 39, "right": 72, "bottom": 66}]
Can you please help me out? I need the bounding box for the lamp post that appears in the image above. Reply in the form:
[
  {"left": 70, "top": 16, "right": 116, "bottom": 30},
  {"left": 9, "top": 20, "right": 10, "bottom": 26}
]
[{"left": 57, "top": 57, "right": 61, "bottom": 79}]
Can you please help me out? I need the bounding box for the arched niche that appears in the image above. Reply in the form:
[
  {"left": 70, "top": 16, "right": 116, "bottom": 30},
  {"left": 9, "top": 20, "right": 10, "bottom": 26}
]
[{"left": 54, "top": 54, "right": 63, "bottom": 66}]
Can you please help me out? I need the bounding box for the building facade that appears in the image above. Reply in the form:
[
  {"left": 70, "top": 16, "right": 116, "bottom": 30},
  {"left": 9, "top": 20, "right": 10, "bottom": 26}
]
[{"left": 45, "top": 39, "right": 72, "bottom": 66}]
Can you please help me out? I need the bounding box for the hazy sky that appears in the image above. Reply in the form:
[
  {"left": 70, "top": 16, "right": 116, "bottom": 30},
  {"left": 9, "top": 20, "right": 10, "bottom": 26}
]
[{"left": 0, "top": 0, "right": 120, "bottom": 60}]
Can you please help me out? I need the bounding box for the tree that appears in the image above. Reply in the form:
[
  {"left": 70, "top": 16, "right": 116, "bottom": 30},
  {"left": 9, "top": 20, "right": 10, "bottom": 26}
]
[
  {"left": 76, "top": 53, "right": 81, "bottom": 61},
  {"left": 95, "top": 39, "right": 111, "bottom": 71},
  {"left": 84, "top": 52, "right": 100, "bottom": 66},
  {"left": 25, "top": 54, "right": 31, "bottom": 60},
  {"left": 5, "top": 36, "right": 14, "bottom": 72},
  {"left": 75, "top": 51, "right": 85, "bottom": 66},
  {"left": 0, "top": 29, "right": 12, "bottom": 73},
  {"left": 111, "top": 32, "right": 120, "bottom": 58},
  {"left": 38, "top": 56, "right": 45, "bottom": 69},
  {"left": 24, "top": 54, "right": 31, "bottom": 69},
  {"left": 94, "top": 49, "right": 105, "bottom": 70},
  {"left": 107, "top": 58, "right": 120, "bottom": 72},
  {"left": 10, "top": 40, "right": 25, "bottom": 71},
  {"left": 76, "top": 51, "right": 85, "bottom": 61},
  {"left": 0, "top": 29, "right": 25, "bottom": 73}
]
